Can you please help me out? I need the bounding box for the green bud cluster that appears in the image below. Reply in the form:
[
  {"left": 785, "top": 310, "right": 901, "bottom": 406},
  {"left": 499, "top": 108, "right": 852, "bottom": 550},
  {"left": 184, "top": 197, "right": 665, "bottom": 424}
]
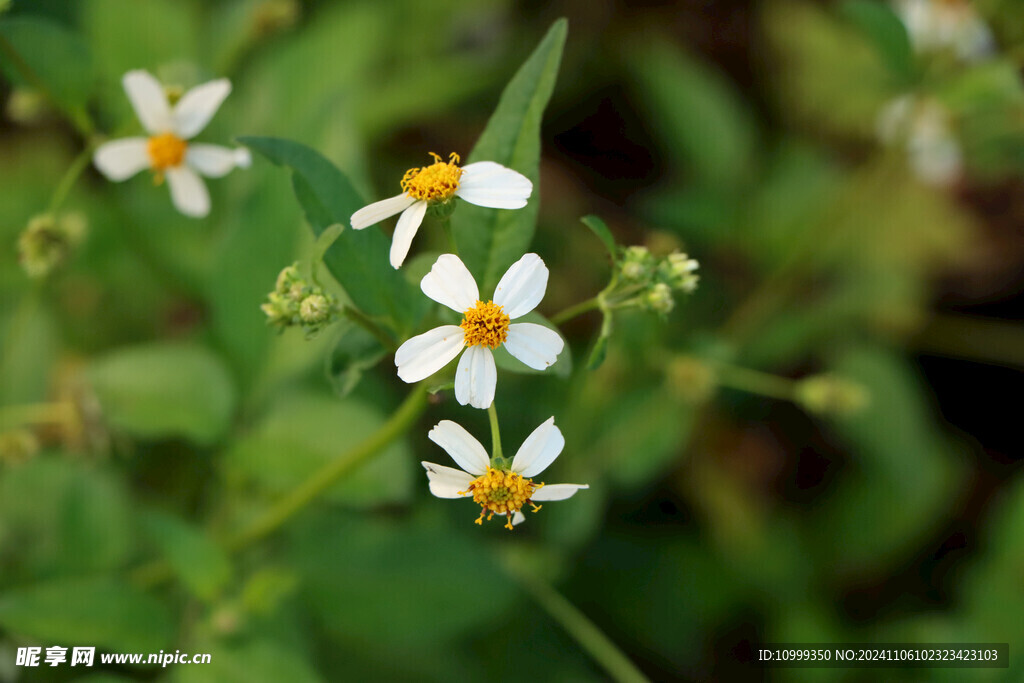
[
  {"left": 261, "top": 262, "right": 338, "bottom": 338},
  {"left": 612, "top": 246, "right": 700, "bottom": 315},
  {"left": 17, "top": 212, "right": 87, "bottom": 279}
]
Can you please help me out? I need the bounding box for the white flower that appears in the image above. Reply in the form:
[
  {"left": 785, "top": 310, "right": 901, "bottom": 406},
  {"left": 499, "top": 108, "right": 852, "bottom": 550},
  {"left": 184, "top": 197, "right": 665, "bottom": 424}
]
[
  {"left": 350, "top": 152, "right": 532, "bottom": 268},
  {"left": 894, "top": 0, "right": 994, "bottom": 62},
  {"left": 395, "top": 253, "right": 564, "bottom": 409},
  {"left": 877, "top": 95, "right": 961, "bottom": 186},
  {"left": 93, "top": 70, "right": 251, "bottom": 218},
  {"left": 422, "top": 417, "right": 588, "bottom": 530}
]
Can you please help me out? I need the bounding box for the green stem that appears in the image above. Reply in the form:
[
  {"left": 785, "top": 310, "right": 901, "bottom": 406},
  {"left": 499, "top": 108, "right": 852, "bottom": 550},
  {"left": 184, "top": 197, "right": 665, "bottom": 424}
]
[
  {"left": 132, "top": 386, "right": 429, "bottom": 589},
  {"left": 0, "top": 34, "right": 94, "bottom": 138},
  {"left": 310, "top": 223, "right": 345, "bottom": 284},
  {"left": 715, "top": 364, "right": 797, "bottom": 402},
  {"left": 550, "top": 296, "right": 602, "bottom": 326},
  {"left": 439, "top": 215, "right": 459, "bottom": 254},
  {"left": 487, "top": 401, "right": 503, "bottom": 462},
  {"left": 506, "top": 561, "right": 649, "bottom": 683},
  {"left": 0, "top": 402, "right": 77, "bottom": 431},
  {"left": 226, "top": 385, "right": 427, "bottom": 551},
  {"left": 49, "top": 144, "right": 96, "bottom": 214},
  {"left": 342, "top": 306, "right": 397, "bottom": 351}
]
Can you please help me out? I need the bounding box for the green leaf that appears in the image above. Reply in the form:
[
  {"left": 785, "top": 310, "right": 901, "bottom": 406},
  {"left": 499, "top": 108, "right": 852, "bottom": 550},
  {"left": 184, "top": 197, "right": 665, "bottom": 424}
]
[
  {"left": 141, "top": 511, "right": 231, "bottom": 601},
  {"left": 839, "top": 0, "right": 914, "bottom": 84},
  {"left": 586, "top": 311, "right": 613, "bottom": 371},
  {"left": 326, "top": 320, "right": 387, "bottom": 398},
  {"left": 0, "top": 17, "right": 94, "bottom": 115},
  {"left": 224, "top": 390, "right": 413, "bottom": 508},
  {"left": 451, "top": 19, "right": 567, "bottom": 291},
  {"left": 628, "top": 37, "right": 756, "bottom": 186},
  {"left": 580, "top": 214, "right": 617, "bottom": 265},
  {"left": 86, "top": 342, "right": 236, "bottom": 446},
  {"left": 492, "top": 311, "right": 572, "bottom": 378},
  {"left": 0, "top": 577, "right": 172, "bottom": 652},
  {"left": 240, "top": 136, "right": 424, "bottom": 334}
]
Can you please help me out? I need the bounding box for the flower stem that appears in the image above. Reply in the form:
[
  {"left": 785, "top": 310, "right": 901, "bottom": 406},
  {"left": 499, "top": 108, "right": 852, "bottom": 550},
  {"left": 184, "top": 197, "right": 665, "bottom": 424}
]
[
  {"left": 227, "top": 385, "right": 427, "bottom": 551},
  {"left": 0, "top": 34, "right": 94, "bottom": 138},
  {"left": 715, "top": 363, "right": 797, "bottom": 402},
  {"left": 132, "top": 386, "right": 428, "bottom": 589},
  {"left": 0, "top": 402, "right": 77, "bottom": 431},
  {"left": 550, "top": 296, "right": 601, "bottom": 326},
  {"left": 342, "top": 306, "right": 397, "bottom": 351},
  {"left": 49, "top": 143, "right": 96, "bottom": 214},
  {"left": 487, "top": 401, "right": 503, "bottom": 462},
  {"left": 505, "top": 561, "right": 649, "bottom": 683},
  {"left": 439, "top": 215, "right": 459, "bottom": 255}
]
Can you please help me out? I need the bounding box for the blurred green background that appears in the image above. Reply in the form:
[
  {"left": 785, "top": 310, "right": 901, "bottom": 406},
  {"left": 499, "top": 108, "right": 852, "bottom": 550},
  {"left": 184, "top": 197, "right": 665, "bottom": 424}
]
[{"left": 2, "top": 0, "right": 1024, "bottom": 680}]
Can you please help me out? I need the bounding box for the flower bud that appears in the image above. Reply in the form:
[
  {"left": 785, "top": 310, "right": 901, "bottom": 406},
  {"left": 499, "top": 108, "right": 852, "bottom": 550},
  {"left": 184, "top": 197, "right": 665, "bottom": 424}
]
[
  {"left": 18, "top": 212, "right": 87, "bottom": 279},
  {"left": 253, "top": 0, "right": 300, "bottom": 37},
  {"left": 645, "top": 282, "right": 674, "bottom": 314}
]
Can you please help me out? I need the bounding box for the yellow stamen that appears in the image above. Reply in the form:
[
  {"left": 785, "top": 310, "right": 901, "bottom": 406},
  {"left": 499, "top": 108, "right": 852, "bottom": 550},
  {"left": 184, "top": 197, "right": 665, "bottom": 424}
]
[
  {"left": 147, "top": 132, "right": 187, "bottom": 171},
  {"left": 461, "top": 300, "right": 510, "bottom": 349},
  {"left": 462, "top": 467, "right": 544, "bottom": 531},
  {"left": 401, "top": 152, "right": 462, "bottom": 202}
]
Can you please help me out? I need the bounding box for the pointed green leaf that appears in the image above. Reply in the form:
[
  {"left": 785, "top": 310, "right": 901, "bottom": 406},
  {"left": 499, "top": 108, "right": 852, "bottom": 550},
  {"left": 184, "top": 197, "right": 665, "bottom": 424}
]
[
  {"left": 451, "top": 19, "right": 567, "bottom": 291},
  {"left": 580, "top": 214, "right": 618, "bottom": 265},
  {"left": 586, "top": 311, "right": 613, "bottom": 371},
  {"left": 240, "top": 136, "right": 425, "bottom": 334},
  {"left": 326, "top": 320, "right": 387, "bottom": 398}
]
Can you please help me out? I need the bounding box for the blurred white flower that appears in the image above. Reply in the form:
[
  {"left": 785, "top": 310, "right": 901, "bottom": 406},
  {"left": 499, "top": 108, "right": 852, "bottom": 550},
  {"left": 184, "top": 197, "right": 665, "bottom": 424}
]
[
  {"left": 93, "top": 70, "right": 251, "bottom": 218},
  {"left": 894, "top": 0, "right": 994, "bottom": 61},
  {"left": 395, "top": 253, "right": 563, "bottom": 409},
  {"left": 877, "top": 95, "right": 962, "bottom": 186},
  {"left": 422, "top": 417, "right": 588, "bottom": 530},
  {"left": 350, "top": 152, "right": 532, "bottom": 268}
]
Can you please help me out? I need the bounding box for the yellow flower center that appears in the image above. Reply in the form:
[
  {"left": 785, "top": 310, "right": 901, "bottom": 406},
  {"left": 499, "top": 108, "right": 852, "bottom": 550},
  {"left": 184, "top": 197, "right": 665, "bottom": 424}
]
[
  {"left": 460, "top": 300, "right": 510, "bottom": 349},
  {"left": 147, "top": 132, "right": 187, "bottom": 171},
  {"left": 461, "top": 467, "right": 544, "bottom": 530},
  {"left": 401, "top": 152, "right": 463, "bottom": 202}
]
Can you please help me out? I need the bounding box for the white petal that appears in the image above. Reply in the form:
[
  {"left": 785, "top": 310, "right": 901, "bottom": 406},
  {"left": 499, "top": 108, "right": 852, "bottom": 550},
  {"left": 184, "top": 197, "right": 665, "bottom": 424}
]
[
  {"left": 420, "top": 254, "right": 480, "bottom": 313},
  {"left": 421, "top": 462, "right": 474, "bottom": 499},
  {"left": 394, "top": 325, "right": 465, "bottom": 383},
  {"left": 93, "top": 138, "right": 150, "bottom": 181},
  {"left": 454, "top": 161, "right": 532, "bottom": 209},
  {"left": 510, "top": 417, "right": 564, "bottom": 478},
  {"left": 173, "top": 78, "right": 231, "bottom": 139},
  {"left": 503, "top": 323, "right": 564, "bottom": 371},
  {"left": 350, "top": 193, "right": 417, "bottom": 230},
  {"left": 454, "top": 345, "right": 496, "bottom": 410},
  {"left": 390, "top": 200, "right": 428, "bottom": 269},
  {"left": 511, "top": 511, "right": 526, "bottom": 526},
  {"left": 492, "top": 253, "right": 548, "bottom": 319},
  {"left": 531, "top": 483, "right": 589, "bottom": 502},
  {"left": 165, "top": 166, "right": 210, "bottom": 218},
  {"left": 186, "top": 144, "right": 242, "bottom": 178},
  {"left": 234, "top": 147, "right": 252, "bottom": 168},
  {"left": 122, "top": 70, "right": 172, "bottom": 134},
  {"left": 428, "top": 420, "right": 490, "bottom": 476}
]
